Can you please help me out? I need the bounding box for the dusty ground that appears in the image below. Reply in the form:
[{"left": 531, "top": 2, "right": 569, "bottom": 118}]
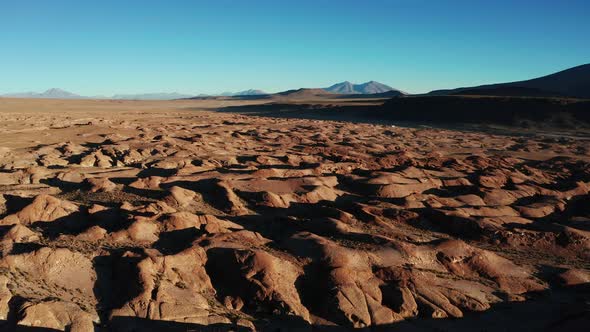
[{"left": 0, "top": 98, "right": 588, "bottom": 331}]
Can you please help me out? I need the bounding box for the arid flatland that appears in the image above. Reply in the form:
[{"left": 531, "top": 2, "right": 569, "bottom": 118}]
[{"left": 0, "top": 98, "right": 588, "bottom": 331}]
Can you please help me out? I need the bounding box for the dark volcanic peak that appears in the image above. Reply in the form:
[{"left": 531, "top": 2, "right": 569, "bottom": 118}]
[
  {"left": 335, "top": 90, "right": 406, "bottom": 99},
  {"left": 430, "top": 63, "right": 590, "bottom": 98},
  {"left": 324, "top": 81, "right": 401, "bottom": 94}
]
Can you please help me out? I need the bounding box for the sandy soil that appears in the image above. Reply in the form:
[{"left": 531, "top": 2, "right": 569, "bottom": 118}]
[{"left": 0, "top": 98, "right": 588, "bottom": 331}]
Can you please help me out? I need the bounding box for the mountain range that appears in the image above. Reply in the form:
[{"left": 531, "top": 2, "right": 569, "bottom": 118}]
[
  {"left": 2, "top": 65, "right": 589, "bottom": 100},
  {"left": 0, "top": 89, "right": 270, "bottom": 100},
  {"left": 110, "top": 92, "right": 191, "bottom": 100},
  {"left": 110, "top": 92, "right": 193, "bottom": 100},
  {"left": 2, "top": 88, "right": 84, "bottom": 99},
  {"left": 0, "top": 82, "right": 397, "bottom": 100},
  {"left": 0, "top": 89, "right": 194, "bottom": 100}
]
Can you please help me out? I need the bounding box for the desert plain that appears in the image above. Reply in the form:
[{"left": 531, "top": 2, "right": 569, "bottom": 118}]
[{"left": 0, "top": 97, "right": 588, "bottom": 331}]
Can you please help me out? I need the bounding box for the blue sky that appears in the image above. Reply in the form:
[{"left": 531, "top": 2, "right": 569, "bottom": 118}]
[{"left": 1, "top": 0, "right": 589, "bottom": 95}]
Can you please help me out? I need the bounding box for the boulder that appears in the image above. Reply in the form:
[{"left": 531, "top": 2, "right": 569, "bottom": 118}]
[
  {"left": 0, "top": 195, "right": 80, "bottom": 226},
  {"left": 207, "top": 248, "right": 310, "bottom": 322}
]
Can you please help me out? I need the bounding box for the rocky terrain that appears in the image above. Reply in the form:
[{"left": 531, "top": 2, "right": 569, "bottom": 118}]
[{"left": 0, "top": 98, "right": 588, "bottom": 331}]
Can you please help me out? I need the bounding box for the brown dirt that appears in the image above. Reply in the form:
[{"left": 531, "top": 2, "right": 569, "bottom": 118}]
[{"left": 0, "top": 97, "right": 588, "bottom": 331}]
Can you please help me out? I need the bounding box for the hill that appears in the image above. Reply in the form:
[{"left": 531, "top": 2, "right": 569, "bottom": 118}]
[
  {"left": 274, "top": 88, "right": 335, "bottom": 99},
  {"left": 379, "top": 95, "right": 590, "bottom": 127},
  {"left": 335, "top": 90, "right": 405, "bottom": 99},
  {"left": 430, "top": 64, "right": 590, "bottom": 98}
]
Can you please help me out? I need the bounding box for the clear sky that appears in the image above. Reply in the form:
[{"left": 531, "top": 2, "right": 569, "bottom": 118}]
[{"left": 1, "top": 0, "right": 589, "bottom": 95}]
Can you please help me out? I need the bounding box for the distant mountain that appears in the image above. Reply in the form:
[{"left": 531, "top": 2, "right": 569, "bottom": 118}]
[
  {"left": 219, "top": 89, "right": 268, "bottom": 97},
  {"left": 325, "top": 82, "right": 356, "bottom": 94},
  {"left": 1, "top": 91, "right": 37, "bottom": 98},
  {"left": 111, "top": 92, "right": 193, "bottom": 100},
  {"left": 234, "top": 89, "right": 267, "bottom": 96},
  {"left": 2, "top": 88, "right": 83, "bottom": 99},
  {"left": 324, "top": 81, "right": 402, "bottom": 94},
  {"left": 1, "top": 90, "right": 195, "bottom": 100},
  {"left": 429, "top": 64, "right": 590, "bottom": 99}
]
